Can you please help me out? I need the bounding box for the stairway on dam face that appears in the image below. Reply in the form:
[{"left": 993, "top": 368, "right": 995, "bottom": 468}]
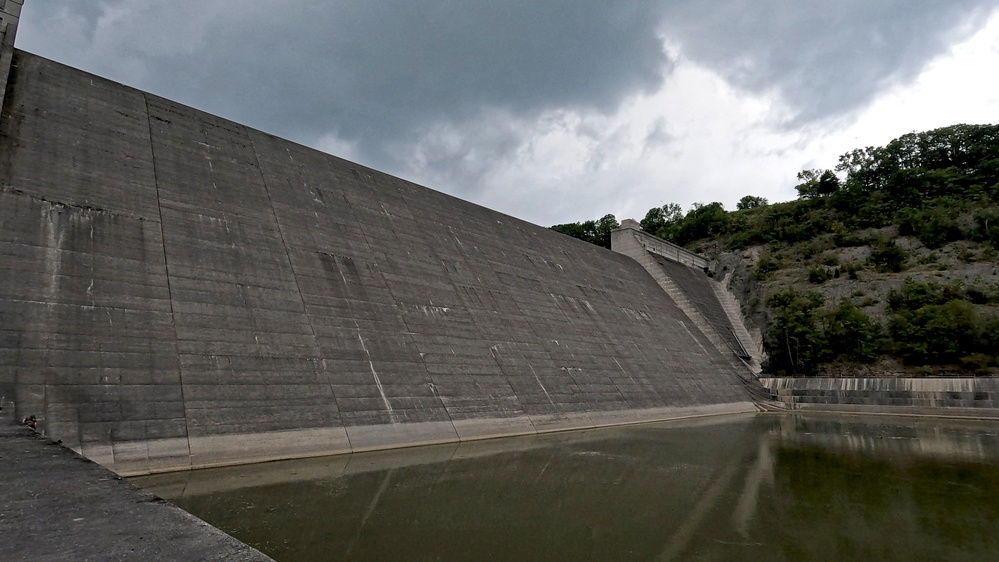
[
  {"left": 0, "top": 47, "right": 755, "bottom": 475},
  {"left": 610, "top": 222, "right": 763, "bottom": 373},
  {"left": 709, "top": 276, "right": 764, "bottom": 373},
  {"left": 609, "top": 221, "right": 778, "bottom": 407},
  {"left": 649, "top": 256, "right": 752, "bottom": 363}
]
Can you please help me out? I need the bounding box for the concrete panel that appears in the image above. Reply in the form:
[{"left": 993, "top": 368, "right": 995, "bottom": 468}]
[
  {"left": 185, "top": 427, "right": 352, "bottom": 474},
  {"left": 345, "top": 420, "right": 460, "bottom": 452},
  {"left": 451, "top": 415, "right": 538, "bottom": 441},
  {"left": 0, "top": 52, "right": 159, "bottom": 219}
]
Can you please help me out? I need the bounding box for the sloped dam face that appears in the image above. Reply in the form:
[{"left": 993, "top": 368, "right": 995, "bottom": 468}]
[{"left": 0, "top": 50, "right": 752, "bottom": 475}]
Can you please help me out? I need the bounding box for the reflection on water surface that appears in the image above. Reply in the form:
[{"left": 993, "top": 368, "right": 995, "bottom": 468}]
[{"left": 134, "top": 414, "right": 999, "bottom": 561}]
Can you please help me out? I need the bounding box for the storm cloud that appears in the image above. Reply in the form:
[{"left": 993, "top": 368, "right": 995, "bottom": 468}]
[
  {"left": 16, "top": 1, "right": 999, "bottom": 224},
  {"left": 658, "top": 0, "right": 994, "bottom": 123}
]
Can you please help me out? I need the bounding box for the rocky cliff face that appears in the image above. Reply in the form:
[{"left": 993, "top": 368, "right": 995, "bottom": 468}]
[{"left": 708, "top": 227, "right": 999, "bottom": 376}]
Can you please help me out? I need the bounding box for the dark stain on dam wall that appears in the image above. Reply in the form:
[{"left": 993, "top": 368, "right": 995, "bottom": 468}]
[{"left": 0, "top": 50, "right": 753, "bottom": 475}]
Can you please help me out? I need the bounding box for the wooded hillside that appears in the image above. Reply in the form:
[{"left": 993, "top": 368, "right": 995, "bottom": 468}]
[{"left": 553, "top": 124, "right": 999, "bottom": 376}]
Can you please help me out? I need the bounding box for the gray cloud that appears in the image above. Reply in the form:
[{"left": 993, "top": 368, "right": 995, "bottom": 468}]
[
  {"left": 659, "top": 0, "right": 995, "bottom": 123},
  {"left": 396, "top": 111, "right": 527, "bottom": 197},
  {"left": 122, "top": 1, "right": 668, "bottom": 167},
  {"left": 15, "top": 1, "right": 999, "bottom": 224},
  {"left": 20, "top": 1, "right": 993, "bottom": 150},
  {"left": 26, "top": 0, "right": 119, "bottom": 38}
]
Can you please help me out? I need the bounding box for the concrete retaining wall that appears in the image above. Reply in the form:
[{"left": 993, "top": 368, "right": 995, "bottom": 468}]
[
  {"left": 761, "top": 377, "right": 999, "bottom": 417},
  {"left": 0, "top": 51, "right": 754, "bottom": 475}
]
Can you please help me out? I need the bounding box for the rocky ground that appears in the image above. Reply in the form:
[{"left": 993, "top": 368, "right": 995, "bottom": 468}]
[{"left": 703, "top": 229, "right": 999, "bottom": 377}]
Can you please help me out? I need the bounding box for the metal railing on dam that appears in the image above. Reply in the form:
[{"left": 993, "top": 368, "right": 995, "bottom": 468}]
[{"left": 613, "top": 219, "right": 708, "bottom": 269}]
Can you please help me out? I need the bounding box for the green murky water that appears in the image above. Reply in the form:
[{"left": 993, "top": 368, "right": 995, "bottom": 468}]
[{"left": 133, "top": 414, "right": 999, "bottom": 561}]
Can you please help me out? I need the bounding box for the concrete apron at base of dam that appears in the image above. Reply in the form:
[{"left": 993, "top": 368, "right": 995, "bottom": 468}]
[{"left": 79, "top": 402, "right": 760, "bottom": 477}]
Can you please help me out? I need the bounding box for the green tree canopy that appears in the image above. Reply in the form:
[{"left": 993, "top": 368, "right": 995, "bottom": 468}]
[
  {"left": 550, "top": 214, "right": 619, "bottom": 248},
  {"left": 736, "top": 195, "right": 769, "bottom": 210},
  {"left": 640, "top": 203, "right": 683, "bottom": 240},
  {"left": 675, "top": 202, "right": 728, "bottom": 246},
  {"left": 795, "top": 169, "right": 840, "bottom": 199},
  {"left": 764, "top": 289, "right": 827, "bottom": 375},
  {"left": 834, "top": 124, "right": 999, "bottom": 206}
]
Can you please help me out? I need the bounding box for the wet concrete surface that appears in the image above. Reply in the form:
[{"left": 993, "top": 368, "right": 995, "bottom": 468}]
[{"left": 0, "top": 422, "right": 271, "bottom": 561}]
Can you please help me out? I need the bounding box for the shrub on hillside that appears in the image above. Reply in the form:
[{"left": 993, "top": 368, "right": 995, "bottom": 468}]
[
  {"left": 868, "top": 242, "right": 908, "bottom": 273},
  {"left": 889, "top": 300, "right": 979, "bottom": 364},
  {"left": 887, "top": 279, "right": 953, "bottom": 311},
  {"left": 974, "top": 207, "right": 999, "bottom": 249},
  {"left": 897, "top": 203, "right": 965, "bottom": 249},
  {"left": 755, "top": 256, "right": 780, "bottom": 281},
  {"left": 822, "top": 302, "right": 883, "bottom": 364},
  {"left": 807, "top": 267, "right": 830, "bottom": 284}
]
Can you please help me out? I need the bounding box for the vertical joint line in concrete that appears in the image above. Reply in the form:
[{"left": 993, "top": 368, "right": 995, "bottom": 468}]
[
  {"left": 485, "top": 341, "right": 539, "bottom": 432},
  {"left": 247, "top": 138, "right": 344, "bottom": 425},
  {"left": 369, "top": 203, "right": 459, "bottom": 437},
  {"left": 395, "top": 303, "right": 460, "bottom": 436},
  {"left": 424, "top": 240, "right": 527, "bottom": 435},
  {"left": 248, "top": 141, "right": 321, "bottom": 348},
  {"left": 142, "top": 93, "right": 192, "bottom": 465}
]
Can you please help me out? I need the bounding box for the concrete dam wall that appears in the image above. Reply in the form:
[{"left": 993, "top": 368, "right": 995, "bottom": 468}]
[{"left": 0, "top": 48, "right": 754, "bottom": 475}]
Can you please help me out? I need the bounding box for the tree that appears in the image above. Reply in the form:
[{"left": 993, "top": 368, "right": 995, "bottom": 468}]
[
  {"left": 550, "top": 214, "right": 619, "bottom": 249},
  {"left": 822, "top": 302, "right": 882, "bottom": 363},
  {"left": 795, "top": 169, "right": 822, "bottom": 199},
  {"left": 592, "top": 214, "right": 620, "bottom": 248},
  {"left": 736, "top": 195, "right": 769, "bottom": 210},
  {"left": 675, "top": 202, "right": 728, "bottom": 245},
  {"left": 833, "top": 124, "right": 999, "bottom": 203},
  {"left": 795, "top": 169, "right": 839, "bottom": 199},
  {"left": 975, "top": 207, "right": 999, "bottom": 249},
  {"left": 818, "top": 170, "right": 841, "bottom": 196},
  {"left": 889, "top": 300, "right": 978, "bottom": 364},
  {"left": 550, "top": 222, "right": 585, "bottom": 240},
  {"left": 763, "top": 289, "right": 827, "bottom": 375},
  {"left": 897, "top": 203, "right": 964, "bottom": 249},
  {"left": 640, "top": 203, "right": 683, "bottom": 239}
]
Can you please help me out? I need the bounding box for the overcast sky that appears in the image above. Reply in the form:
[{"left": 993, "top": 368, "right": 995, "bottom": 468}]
[{"left": 16, "top": 1, "right": 999, "bottom": 226}]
